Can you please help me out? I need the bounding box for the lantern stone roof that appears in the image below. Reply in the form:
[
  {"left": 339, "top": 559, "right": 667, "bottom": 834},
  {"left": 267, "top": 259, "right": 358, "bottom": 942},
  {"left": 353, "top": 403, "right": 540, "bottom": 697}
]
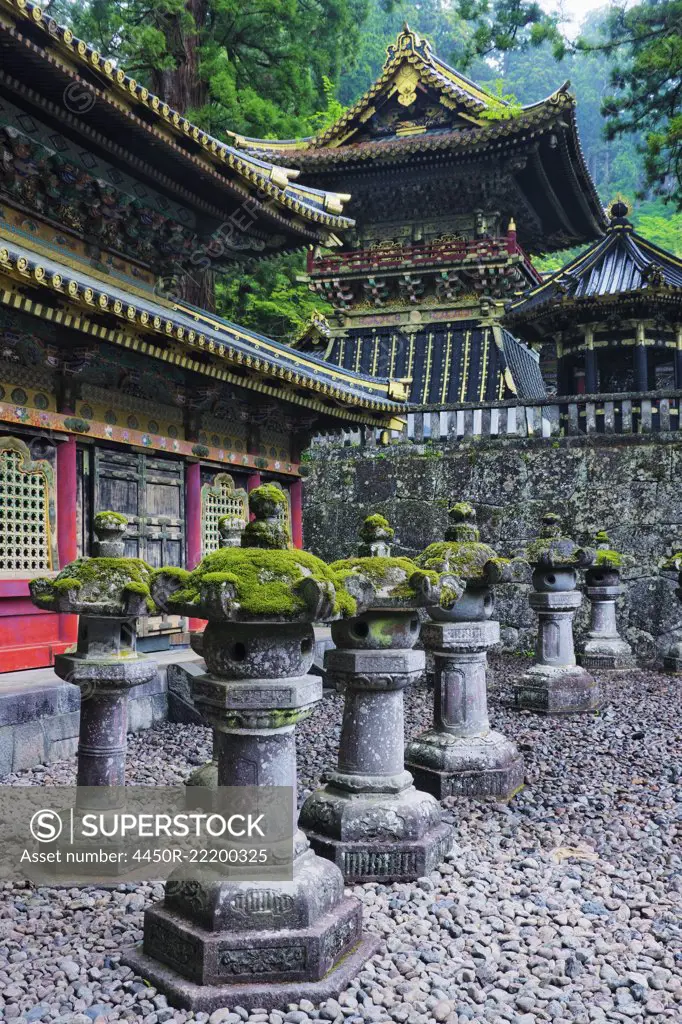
[
  {"left": 232, "top": 25, "right": 606, "bottom": 253},
  {"left": 0, "top": 0, "right": 354, "bottom": 251},
  {"left": 506, "top": 199, "right": 682, "bottom": 340},
  {"left": 0, "top": 232, "right": 407, "bottom": 423}
]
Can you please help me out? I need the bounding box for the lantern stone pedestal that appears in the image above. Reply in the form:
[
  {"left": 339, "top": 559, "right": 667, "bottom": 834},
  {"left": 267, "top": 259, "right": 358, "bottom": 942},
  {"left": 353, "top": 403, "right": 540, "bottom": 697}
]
[
  {"left": 299, "top": 515, "right": 460, "bottom": 884},
  {"left": 580, "top": 578, "right": 634, "bottom": 670},
  {"left": 30, "top": 512, "right": 157, "bottom": 801},
  {"left": 123, "top": 486, "right": 378, "bottom": 1011},
  {"left": 578, "top": 535, "right": 634, "bottom": 670},
  {"left": 515, "top": 513, "right": 600, "bottom": 714},
  {"left": 406, "top": 504, "right": 524, "bottom": 800},
  {"left": 407, "top": 620, "right": 523, "bottom": 799}
]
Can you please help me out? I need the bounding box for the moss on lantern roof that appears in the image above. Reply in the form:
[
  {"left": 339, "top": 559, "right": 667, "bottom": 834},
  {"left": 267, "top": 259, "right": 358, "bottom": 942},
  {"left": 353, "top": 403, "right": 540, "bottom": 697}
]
[
  {"left": 330, "top": 556, "right": 448, "bottom": 605},
  {"left": 524, "top": 535, "right": 592, "bottom": 567},
  {"left": 249, "top": 484, "right": 288, "bottom": 511},
  {"left": 416, "top": 540, "right": 499, "bottom": 581},
  {"left": 155, "top": 547, "right": 356, "bottom": 618},
  {"left": 359, "top": 514, "right": 395, "bottom": 541},
  {"left": 94, "top": 510, "right": 128, "bottom": 529},
  {"left": 31, "top": 557, "right": 156, "bottom": 612},
  {"left": 594, "top": 549, "right": 623, "bottom": 569}
]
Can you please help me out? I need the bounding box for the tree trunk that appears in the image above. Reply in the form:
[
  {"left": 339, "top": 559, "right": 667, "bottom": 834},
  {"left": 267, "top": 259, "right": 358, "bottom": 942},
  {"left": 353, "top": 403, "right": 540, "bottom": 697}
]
[{"left": 152, "top": 0, "right": 215, "bottom": 311}]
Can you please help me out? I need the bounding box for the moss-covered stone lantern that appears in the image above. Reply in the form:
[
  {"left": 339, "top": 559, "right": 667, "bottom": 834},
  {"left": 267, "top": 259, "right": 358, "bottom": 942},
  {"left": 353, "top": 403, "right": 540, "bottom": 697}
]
[
  {"left": 299, "top": 514, "right": 463, "bottom": 884},
  {"left": 405, "top": 502, "right": 524, "bottom": 800},
  {"left": 516, "top": 512, "right": 600, "bottom": 713},
  {"left": 578, "top": 531, "right": 634, "bottom": 670},
  {"left": 122, "top": 486, "right": 376, "bottom": 1010},
  {"left": 29, "top": 511, "right": 157, "bottom": 793}
]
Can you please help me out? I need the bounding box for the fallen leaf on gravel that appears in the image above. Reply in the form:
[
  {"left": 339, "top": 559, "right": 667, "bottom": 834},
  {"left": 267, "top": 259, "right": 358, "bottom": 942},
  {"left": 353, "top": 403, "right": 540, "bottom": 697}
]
[{"left": 549, "top": 845, "right": 599, "bottom": 863}]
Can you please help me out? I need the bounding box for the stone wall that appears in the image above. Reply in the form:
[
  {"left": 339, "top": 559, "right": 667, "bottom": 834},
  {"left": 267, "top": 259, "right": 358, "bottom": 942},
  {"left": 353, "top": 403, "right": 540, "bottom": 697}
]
[{"left": 302, "top": 433, "right": 682, "bottom": 664}]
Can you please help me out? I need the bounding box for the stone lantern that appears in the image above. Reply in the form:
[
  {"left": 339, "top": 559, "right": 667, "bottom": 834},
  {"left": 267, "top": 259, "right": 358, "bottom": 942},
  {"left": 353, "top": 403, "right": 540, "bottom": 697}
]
[
  {"left": 217, "top": 512, "right": 245, "bottom": 548},
  {"left": 516, "top": 512, "right": 600, "bottom": 714},
  {"left": 578, "top": 531, "right": 634, "bottom": 670},
  {"left": 123, "top": 486, "right": 377, "bottom": 1010},
  {"left": 30, "top": 511, "right": 157, "bottom": 797},
  {"left": 299, "top": 514, "right": 463, "bottom": 884},
  {"left": 405, "top": 502, "right": 524, "bottom": 800},
  {"left": 662, "top": 551, "right": 682, "bottom": 672}
]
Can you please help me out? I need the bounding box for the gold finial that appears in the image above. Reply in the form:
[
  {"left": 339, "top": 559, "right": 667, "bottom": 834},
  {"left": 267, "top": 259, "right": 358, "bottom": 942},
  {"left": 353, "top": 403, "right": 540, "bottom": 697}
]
[
  {"left": 606, "top": 194, "right": 632, "bottom": 223},
  {"left": 508, "top": 217, "right": 517, "bottom": 232}
]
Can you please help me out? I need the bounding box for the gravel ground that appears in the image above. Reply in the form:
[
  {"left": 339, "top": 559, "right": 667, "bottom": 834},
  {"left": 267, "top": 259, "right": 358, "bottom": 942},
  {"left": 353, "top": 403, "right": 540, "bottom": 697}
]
[{"left": 1, "top": 656, "right": 680, "bottom": 1024}]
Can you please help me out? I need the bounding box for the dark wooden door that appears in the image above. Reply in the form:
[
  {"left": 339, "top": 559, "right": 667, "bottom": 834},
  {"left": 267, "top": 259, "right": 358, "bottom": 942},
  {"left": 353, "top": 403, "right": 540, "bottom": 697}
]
[{"left": 92, "top": 448, "right": 185, "bottom": 640}]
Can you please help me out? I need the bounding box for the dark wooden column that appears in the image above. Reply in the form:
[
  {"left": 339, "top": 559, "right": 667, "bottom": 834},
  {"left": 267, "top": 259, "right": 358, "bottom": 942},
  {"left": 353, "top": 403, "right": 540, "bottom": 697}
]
[{"left": 633, "top": 323, "right": 648, "bottom": 391}]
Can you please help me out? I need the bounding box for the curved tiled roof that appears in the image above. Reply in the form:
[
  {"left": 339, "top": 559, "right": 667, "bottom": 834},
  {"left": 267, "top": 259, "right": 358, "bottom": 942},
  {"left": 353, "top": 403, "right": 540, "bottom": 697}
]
[
  {"left": 230, "top": 26, "right": 605, "bottom": 252},
  {"left": 0, "top": 232, "right": 406, "bottom": 422},
  {"left": 508, "top": 210, "right": 682, "bottom": 325},
  {"left": 0, "top": 0, "right": 353, "bottom": 239}
]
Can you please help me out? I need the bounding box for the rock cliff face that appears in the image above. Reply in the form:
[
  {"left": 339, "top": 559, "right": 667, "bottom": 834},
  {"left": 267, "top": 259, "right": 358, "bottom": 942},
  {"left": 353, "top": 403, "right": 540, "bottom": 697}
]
[{"left": 302, "top": 434, "right": 682, "bottom": 664}]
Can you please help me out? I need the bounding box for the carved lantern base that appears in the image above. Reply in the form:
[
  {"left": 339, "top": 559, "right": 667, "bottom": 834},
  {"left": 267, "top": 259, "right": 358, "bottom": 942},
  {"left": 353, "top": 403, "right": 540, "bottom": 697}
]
[
  {"left": 515, "top": 590, "right": 600, "bottom": 714},
  {"left": 406, "top": 621, "right": 524, "bottom": 800},
  {"left": 578, "top": 584, "right": 635, "bottom": 671},
  {"left": 124, "top": 833, "right": 378, "bottom": 1011},
  {"left": 300, "top": 618, "right": 452, "bottom": 884}
]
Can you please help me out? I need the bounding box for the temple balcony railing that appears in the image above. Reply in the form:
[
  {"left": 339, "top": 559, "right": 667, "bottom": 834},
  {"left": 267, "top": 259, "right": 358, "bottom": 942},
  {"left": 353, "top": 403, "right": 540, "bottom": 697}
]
[
  {"left": 310, "top": 389, "right": 682, "bottom": 449},
  {"left": 307, "top": 235, "right": 542, "bottom": 284}
]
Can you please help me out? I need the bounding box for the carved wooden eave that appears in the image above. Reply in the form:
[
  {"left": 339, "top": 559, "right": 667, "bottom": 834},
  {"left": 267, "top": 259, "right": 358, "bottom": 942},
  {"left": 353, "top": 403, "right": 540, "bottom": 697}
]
[
  {"left": 232, "top": 26, "right": 606, "bottom": 253},
  {"left": 0, "top": 233, "right": 406, "bottom": 427},
  {"left": 0, "top": 0, "right": 355, "bottom": 251}
]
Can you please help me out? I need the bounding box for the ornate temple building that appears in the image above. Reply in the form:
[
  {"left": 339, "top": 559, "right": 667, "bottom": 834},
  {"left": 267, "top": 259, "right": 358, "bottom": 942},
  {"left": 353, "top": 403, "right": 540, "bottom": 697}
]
[
  {"left": 234, "top": 25, "right": 607, "bottom": 404},
  {"left": 506, "top": 199, "right": 682, "bottom": 395},
  {"left": 0, "top": 0, "right": 405, "bottom": 670}
]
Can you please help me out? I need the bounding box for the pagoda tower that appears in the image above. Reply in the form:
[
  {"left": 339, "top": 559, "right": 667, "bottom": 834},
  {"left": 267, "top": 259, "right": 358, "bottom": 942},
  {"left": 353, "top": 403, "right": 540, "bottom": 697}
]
[
  {"left": 233, "top": 25, "right": 606, "bottom": 405},
  {"left": 506, "top": 198, "right": 682, "bottom": 395}
]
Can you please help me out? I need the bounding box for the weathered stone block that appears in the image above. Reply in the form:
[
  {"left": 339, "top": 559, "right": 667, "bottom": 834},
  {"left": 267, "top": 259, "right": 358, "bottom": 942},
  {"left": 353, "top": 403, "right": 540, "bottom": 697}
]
[
  {"left": 12, "top": 721, "right": 46, "bottom": 772},
  {"left": 0, "top": 725, "right": 13, "bottom": 778}
]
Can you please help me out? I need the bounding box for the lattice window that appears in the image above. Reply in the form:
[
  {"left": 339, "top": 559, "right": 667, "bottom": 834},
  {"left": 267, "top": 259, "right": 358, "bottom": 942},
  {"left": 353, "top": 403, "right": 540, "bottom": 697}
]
[
  {"left": 0, "top": 438, "right": 54, "bottom": 572},
  {"left": 272, "top": 483, "right": 292, "bottom": 544},
  {"left": 201, "top": 473, "right": 248, "bottom": 555}
]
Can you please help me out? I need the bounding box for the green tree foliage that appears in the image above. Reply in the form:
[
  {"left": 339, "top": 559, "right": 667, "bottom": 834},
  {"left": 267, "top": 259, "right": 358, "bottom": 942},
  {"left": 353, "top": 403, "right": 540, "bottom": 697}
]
[
  {"left": 215, "top": 254, "right": 333, "bottom": 341},
  {"left": 453, "top": 0, "right": 561, "bottom": 68},
  {"left": 588, "top": 1, "right": 682, "bottom": 208},
  {"left": 47, "top": 0, "right": 378, "bottom": 139}
]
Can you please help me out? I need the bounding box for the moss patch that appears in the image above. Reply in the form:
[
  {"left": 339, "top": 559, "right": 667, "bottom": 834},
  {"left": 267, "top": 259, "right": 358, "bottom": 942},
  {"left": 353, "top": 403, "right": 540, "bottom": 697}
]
[
  {"left": 94, "top": 510, "right": 128, "bottom": 529},
  {"left": 594, "top": 549, "right": 622, "bottom": 569},
  {"left": 31, "top": 556, "right": 154, "bottom": 609},
  {"left": 250, "top": 484, "right": 287, "bottom": 511},
  {"left": 331, "top": 555, "right": 433, "bottom": 602},
  {"left": 52, "top": 577, "right": 82, "bottom": 593},
  {"left": 359, "top": 514, "right": 394, "bottom": 541},
  {"left": 416, "top": 540, "right": 497, "bottom": 581},
  {"left": 160, "top": 547, "right": 356, "bottom": 619}
]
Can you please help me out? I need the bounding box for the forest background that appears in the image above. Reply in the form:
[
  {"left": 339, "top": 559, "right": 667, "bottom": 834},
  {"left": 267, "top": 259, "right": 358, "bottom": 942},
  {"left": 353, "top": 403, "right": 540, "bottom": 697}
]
[{"left": 47, "top": 0, "right": 682, "bottom": 337}]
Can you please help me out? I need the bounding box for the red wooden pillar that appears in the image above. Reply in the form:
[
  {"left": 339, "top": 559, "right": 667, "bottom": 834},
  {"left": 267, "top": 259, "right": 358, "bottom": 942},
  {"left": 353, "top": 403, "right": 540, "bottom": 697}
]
[
  {"left": 185, "top": 461, "right": 205, "bottom": 633},
  {"left": 56, "top": 435, "right": 78, "bottom": 646},
  {"left": 247, "top": 472, "right": 261, "bottom": 521},
  {"left": 290, "top": 478, "right": 303, "bottom": 549}
]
